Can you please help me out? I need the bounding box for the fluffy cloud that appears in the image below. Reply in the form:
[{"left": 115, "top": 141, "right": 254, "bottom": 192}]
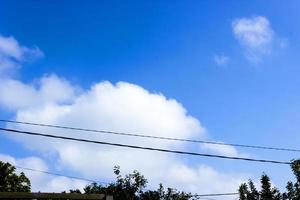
[
  {"left": 0, "top": 74, "right": 77, "bottom": 110},
  {"left": 232, "top": 16, "right": 277, "bottom": 62},
  {"left": 4, "top": 79, "right": 203, "bottom": 172},
  {"left": 168, "top": 164, "right": 246, "bottom": 195},
  {"left": 214, "top": 54, "right": 230, "bottom": 66},
  {"left": 0, "top": 77, "right": 246, "bottom": 198},
  {"left": 0, "top": 34, "right": 43, "bottom": 75},
  {"left": 199, "top": 142, "right": 249, "bottom": 158},
  {"left": 0, "top": 154, "right": 87, "bottom": 192},
  {"left": 0, "top": 35, "right": 247, "bottom": 199},
  {"left": 232, "top": 16, "right": 273, "bottom": 49},
  {"left": 201, "top": 143, "right": 239, "bottom": 157}
]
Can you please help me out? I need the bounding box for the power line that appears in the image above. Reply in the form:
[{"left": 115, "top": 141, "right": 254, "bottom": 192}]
[
  {"left": 194, "top": 192, "right": 238, "bottom": 197},
  {"left": 15, "top": 166, "right": 109, "bottom": 185},
  {"left": 196, "top": 198, "right": 217, "bottom": 200},
  {"left": 1, "top": 119, "right": 299, "bottom": 153},
  {"left": 0, "top": 127, "right": 291, "bottom": 165}
]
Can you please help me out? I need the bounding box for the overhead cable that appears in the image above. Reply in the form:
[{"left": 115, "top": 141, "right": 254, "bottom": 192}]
[
  {"left": 0, "top": 127, "right": 291, "bottom": 165},
  {"left": 1, "top": 119, "right": 298, "bottom": 153}
]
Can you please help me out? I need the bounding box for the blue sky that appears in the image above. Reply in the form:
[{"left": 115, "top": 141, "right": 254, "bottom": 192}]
[{"left": 0, "top": 1, "right": 300, "bottom": 198}]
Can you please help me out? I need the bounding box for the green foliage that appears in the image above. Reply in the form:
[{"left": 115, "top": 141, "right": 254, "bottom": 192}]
[
  {"left": 0, "top": 160, "right": 196, "bottom": 199},
  {"left": 82, "top": 166, "right": 197, "bottom": 200},
  {"left": 0, "top": 161, "right": 31, "bottom": 192},
  {"left": 260, "top": 174, "right": 274, "bottom": 200},
  {"left": 238, "top": 175, "right": 281, "bottom": 200},
  {"left": 238, "top": 159, "right": 300, "bottom": 200},
  {"left": 140, "top": 184, "right": 195, "bottom": 200},
  {"left": 282, "top": 160, "right": 300, "bottom": 200},
  {"left": 248, "top": 180, "right": 259, "bottom": 200},
  {"left": 291, "top": 160, "right": 300, "bottom": 183},
  {"left": 162, "top": 187, "right": 194, "bottom": 200},
  {"left": 4, "top": 158, "right": 300, "bottom": 200},
  {"left": 83, "top": 165, "right": 148, "bottom": 200}
]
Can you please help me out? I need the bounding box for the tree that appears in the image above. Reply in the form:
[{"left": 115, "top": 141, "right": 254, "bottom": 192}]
[
  {"left": 283, "top": 160, "right": 300, "bottom": 200},
  {"left": 163, "top": 187, "right": 194, "bottom": 200},
  {"left": 238, "top": 183, "right": 248, "bottom": 200},
  {"left": 84, "top": 166, "right": 147, "bottom": 200},
  {"left": 139, "top": 184, "right": 164, "bottom": 200},
  {"left": 238, "top": 159, "right": 300, "bottom": 200},
  {"left": 82, "top": 166, "right": 196, "bottom": 200},
  {"left": 0, "top": 161, "right": 31, "bottom": 192},
  {"left": 283, "top": 181, "right": 296, "bottom": 200},
  {"left": 238, "top": 174, "right": 281, "bottom": 200},
  {"left": 238, "top": 180, "right": 261, "bottom": 200},
  {"left": 260, "top": 174, "right": 274, "bottom": 200},
  {"left": 248, "top": 180, "right": 259, "bottom": 200},
  {"left": 260, "top": 174, "right": 281, "bottom": 200}
]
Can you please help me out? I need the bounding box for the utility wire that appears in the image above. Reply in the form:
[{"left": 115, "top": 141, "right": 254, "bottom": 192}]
[
  {"left": 15, "top": 166, "right": 108, "bottom": 184},
  {"left": 194, "top": 192, "right": 238, "bottom": 197},
  {"left": 0, "top": 127, "right": 291, "bottom": 165},
  {"left": 1, "top": 119, "right": 299, "bottom": 153}
]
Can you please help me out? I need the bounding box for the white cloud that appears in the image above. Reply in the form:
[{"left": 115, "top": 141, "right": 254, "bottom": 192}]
[
  {"left": 232, "top": 16, "right": 276, "bottom": 62},
  {"left": 201, "top": 142, "right": 239, "bottom": 157},
  {"left": 0, "top": 34, "right": 43, "bottom": 75},
  {"left": 214, "top": 54, "right": 230, "bottom": 66},
  {"left": 0, "top": 35, "right": 247, "bottom": 198},
  {"left": 199, "top": 142, "right": 250, "bottom": 159},
  {"left": 3, "top": 79, "right": 204, "bottom": 168},
  {"left": 232, "top": 16, "right": 273, "bottom": 48},
  {"left": 0, "top": 154, "right": 87, "bottom": 192},
  {"left": 168, "top": 164, "right": 246, "bottom": 196},
  {"left": 0, "top": 77, "right": 246, "bottom": 198},
  {"left": 0, "top": 74, "right": 77, "bottom": 110}
]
